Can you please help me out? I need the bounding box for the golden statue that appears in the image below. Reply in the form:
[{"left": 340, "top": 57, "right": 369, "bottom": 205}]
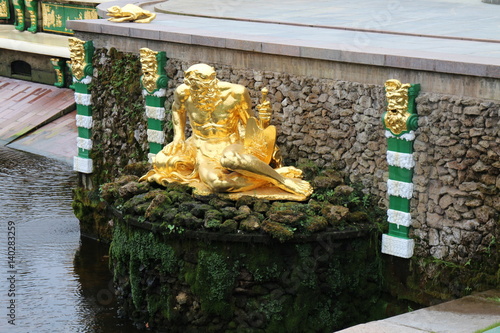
[
  {"left": 106, "top": 4, "right": 156, "bottom": 23},
  {"left": 140, "top": 64, "right": 312, "bottom": 201}
]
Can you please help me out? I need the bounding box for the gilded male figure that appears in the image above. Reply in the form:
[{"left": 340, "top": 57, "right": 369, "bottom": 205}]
[{"left": 141, "top": 64, "right": 312, "bottom": 199}]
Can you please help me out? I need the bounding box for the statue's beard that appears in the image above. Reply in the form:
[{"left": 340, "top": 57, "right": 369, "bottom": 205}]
[{"left": 191, "top": 82, "right": 221, "bottom": 112}]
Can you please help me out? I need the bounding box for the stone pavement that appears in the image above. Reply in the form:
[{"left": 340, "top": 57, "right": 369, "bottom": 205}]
[
  {"left": 336, "top": 289, "right": 500, "bottom": 333},
  {"left": 0, "top": 25, "right": 70, "bottom": 57},
  {"left": 155, "top": 0, "right": 500, "bottom": 43},
  {"left": 150, "top": 0, "right": 500, "bottom": 64},
  {"left": 78, "top": 0, "right": 500, "bottom": 88}
]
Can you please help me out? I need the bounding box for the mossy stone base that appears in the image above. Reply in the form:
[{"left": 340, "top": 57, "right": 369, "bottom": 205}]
[{"left": 110, "top": 219, "right": 385, "bottom": 332}]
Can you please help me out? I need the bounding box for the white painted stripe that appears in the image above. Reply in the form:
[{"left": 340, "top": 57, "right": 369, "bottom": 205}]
[
  {"left": 387, "top": 209, "right": 412, "bottom": 227},
  {"left": 387, "top": 179, "right": 414, "bottom": 199},
  {"left": 385, "top": 130, "right": 415, "bottom": 141},
  {"left": 381, "top": 234, "right": 414, "bottom": 258},
  {"left": 147, "top": 129, "right": 165, "bottom": 144},
  {"left": 74, "top": 92, "right": 92, "bottom": 106},
  {"left": 73, "top": 156, "right": 93, "bottom": 174},
  {"left": 145, "top": 106, "right": 166, "bottom": 120},
  {"left": 153, "top": 88, "right": 166, "bottom": 97},
  {"left": 386, "top": 151, "right": 415, "bottom": 169},
  {"left": 73, "top": 76, "right": 92, "bottom": 84},
  {"left": 148, "top": 153, "right": 156, "bottom": 164},
  {"left": 143, "top": 88, "right": 166, "bottom": 97},
  {"left": 76, "top": 115, "right": 93, "bottom": 129},
  {"left": 77, "top": 137, "right": 93, "bottom": 150}
]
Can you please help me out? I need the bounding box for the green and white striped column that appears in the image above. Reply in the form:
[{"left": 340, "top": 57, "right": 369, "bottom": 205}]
[
  {"left": 139, "top": 48, "right": 168, "bottom": 163},
  {"left": 381, "top": 80, "right": 420, "bottom": 259},
  {"left": 68, "top": 38, "right": 94, "bottom": 174}
]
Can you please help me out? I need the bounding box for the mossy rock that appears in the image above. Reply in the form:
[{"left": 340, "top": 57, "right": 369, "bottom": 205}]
[
  {"left": 174, "top": 212, "right": 204, "bottom": 229},
  {"left": 347, "top": 211, "right": 369, "bottom": 223},
  {"left": 261, "top": 220, "right": 294, "bottom": 242},
  {"left": 321, "top": 204, "right": 350, "bottom": 225},
  {"left": 220, "top": 220, "right": 238, "bottom": 233},
  {"left": 240, "top": 214, "right": 261, "bottom": 231},
  {"left": 123, "top": 162, "right": 151, "bottom": 177},
  {"left": 267, "top": 201, "right": 308, "bottom": 226},
  {"left": 119, "top": 181, "right": 151, "bottom": 200},
  {"left": 312, "top": 175, "right": 343, "bottom": 191},
  {"left": 145, "top": 192, "right": 172, "bottom": 221},
  {"left": 168, "top": 190, "right": 193, "bottom": 204},
  {"left": 303, "top": 216, "right": 328, "bottom": 233}
]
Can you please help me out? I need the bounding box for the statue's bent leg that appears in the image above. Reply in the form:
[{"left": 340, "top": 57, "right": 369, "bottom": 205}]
[
  {"left": 220, "top": 145, "right": 312, "bottom": 196},
  {"left": 198, "top": 154, "right": 265, "bottom": 192}
]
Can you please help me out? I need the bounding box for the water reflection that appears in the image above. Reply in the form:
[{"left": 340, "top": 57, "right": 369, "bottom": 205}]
[{"left": 0, "top": 146, "right": 140, "bottom": 332}]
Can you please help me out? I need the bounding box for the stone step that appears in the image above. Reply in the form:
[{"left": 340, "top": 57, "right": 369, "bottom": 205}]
[{"left": 336, "top": 289, "right": 500, "bottom": 333}]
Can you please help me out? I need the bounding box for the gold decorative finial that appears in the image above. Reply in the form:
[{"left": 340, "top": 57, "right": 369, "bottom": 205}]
[
  {"left": 68, "top": 37, "right": 86, "bottom": 81},
  {"left": 139, "top": 48, "right": 159, "bottom": 93},
  {"left": 384, "top": 79, "right": 412, "bottom": 135}
]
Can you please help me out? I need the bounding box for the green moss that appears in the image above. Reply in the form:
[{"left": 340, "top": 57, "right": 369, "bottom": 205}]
[
  {"left": 109, "top": 221, "right": 179, "bottom": 316},
  {"left": 398, "top": 252, "right": 500, "bottom": 304},
  {"left": 72, "top": 187, "right": 112, "bottom": 241},
  {"left": 244, "top": 247, "right": 286, "bottom": 282},
  {"left": 90, "top": 48, "right": 147, "bottom": 186},
  {"left": 192, "top": 249, "right": 237, "bottom": 317},
  {"left": 258, "top": 297, "right": 284, "bottom": 322}
]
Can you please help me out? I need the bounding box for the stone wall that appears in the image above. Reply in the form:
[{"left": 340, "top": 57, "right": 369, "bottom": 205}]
[
  {"left": 77, "top": 48, "right": 499, "bottom": 302},
  {"left": 164, "top": 59, "right": 499, "bottom": 282},
  {"left": 0, "top": 49, "right": 60, "bottom": 85}
]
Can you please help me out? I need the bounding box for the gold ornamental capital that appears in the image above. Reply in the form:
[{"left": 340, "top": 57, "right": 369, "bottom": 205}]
[{"left": 384, "top": 79, "right": 412, "bottom": 135}]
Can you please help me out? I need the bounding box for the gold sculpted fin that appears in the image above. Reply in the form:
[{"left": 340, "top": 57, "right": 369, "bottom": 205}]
[{"left": 243, "top": 117, "right": 276, "bottom": 165}]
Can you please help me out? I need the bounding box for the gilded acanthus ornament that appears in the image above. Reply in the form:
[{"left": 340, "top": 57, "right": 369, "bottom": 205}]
[
  {"left": 68, "top": 37, "right": 86, "bottom": 81},
  {"left": 106, "top": 4, "right": 156, "bottom": 23},
  {"left": 0, "top": 0, "right": 10, "bottom": 19},
  {"left": 384, "top": 79, "right": 412, "bottom": 135},
  {"left": 140, "top": 64, "right": 312, "bottom": 201},
  {"left": 140, "top": 48, "right": 159, "bottom": 93}
]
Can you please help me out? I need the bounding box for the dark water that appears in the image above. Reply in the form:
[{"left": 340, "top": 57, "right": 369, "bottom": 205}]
[{"left": 0, "top": 146, "right": 140, "bottom": 332}]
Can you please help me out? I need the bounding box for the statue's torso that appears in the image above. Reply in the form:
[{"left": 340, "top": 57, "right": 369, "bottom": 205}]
[{"left": 186, "top": 85, "right": 245, "bottom": 140}]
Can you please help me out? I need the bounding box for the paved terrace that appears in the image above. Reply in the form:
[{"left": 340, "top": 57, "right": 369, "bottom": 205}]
[{"left": 66, "top": 0, "right": 500, "bottom": 99}]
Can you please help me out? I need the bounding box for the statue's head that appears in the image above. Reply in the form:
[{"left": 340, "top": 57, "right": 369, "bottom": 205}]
[{"left": 184, "top": 64, "right": 218, "bottom": 93}]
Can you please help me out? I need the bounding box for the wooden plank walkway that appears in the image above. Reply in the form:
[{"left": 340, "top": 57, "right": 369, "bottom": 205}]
[{"left": 0, "top": 77, "right": 75, "bottom": 145}]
